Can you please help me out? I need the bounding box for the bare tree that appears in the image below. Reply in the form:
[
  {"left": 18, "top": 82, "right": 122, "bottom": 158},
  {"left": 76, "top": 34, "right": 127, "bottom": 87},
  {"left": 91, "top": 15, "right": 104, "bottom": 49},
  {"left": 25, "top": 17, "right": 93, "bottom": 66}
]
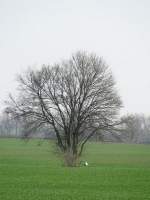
[{"left": 6, "top": 52, "right": 122, "bottom": 166}]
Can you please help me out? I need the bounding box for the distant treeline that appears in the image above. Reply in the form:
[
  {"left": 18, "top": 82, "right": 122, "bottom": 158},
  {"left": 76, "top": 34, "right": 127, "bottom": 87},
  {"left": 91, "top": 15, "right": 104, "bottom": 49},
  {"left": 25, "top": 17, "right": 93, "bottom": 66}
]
[{"left": 0, "top": 112, "right": 150, "bottom": 143}]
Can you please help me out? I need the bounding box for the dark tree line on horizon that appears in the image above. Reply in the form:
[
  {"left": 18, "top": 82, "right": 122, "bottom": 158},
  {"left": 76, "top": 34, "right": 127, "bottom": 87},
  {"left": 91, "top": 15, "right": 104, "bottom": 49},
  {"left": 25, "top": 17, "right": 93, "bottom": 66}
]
[{"left": 1, "top": 111, "right": 150, "bottom": 144}]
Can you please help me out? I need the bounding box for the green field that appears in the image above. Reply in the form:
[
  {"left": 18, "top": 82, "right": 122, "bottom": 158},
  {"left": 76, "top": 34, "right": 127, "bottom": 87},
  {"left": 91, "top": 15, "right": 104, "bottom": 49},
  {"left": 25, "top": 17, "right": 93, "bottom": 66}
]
[{"left": 0, "top": 139, "right": 150, "bottom": 200}]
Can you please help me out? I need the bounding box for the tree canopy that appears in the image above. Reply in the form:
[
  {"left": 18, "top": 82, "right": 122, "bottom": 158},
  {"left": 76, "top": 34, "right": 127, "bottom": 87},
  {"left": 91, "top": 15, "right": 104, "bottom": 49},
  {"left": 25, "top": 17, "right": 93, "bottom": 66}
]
[{"left": 7, "top": 51, "right": 122, "bottom": 166}]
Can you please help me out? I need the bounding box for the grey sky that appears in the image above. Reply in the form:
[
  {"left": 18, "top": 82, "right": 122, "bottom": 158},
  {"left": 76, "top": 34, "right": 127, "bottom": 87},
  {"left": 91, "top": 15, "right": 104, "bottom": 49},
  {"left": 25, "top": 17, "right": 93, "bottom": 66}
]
[{"left": 0, "top": 0, "right": 150, "bottom": 115}]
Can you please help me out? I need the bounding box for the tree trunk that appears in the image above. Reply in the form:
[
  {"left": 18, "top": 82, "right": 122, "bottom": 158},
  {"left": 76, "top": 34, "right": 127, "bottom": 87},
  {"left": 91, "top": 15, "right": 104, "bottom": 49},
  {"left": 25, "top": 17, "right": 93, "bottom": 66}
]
[{"left": 64, "top": 149, "right": 79, "bottom": 167}]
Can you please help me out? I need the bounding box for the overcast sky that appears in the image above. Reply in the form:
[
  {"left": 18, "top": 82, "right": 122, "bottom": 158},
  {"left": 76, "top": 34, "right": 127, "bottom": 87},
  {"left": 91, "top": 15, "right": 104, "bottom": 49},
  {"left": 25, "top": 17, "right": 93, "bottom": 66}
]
[{"left": 0, "top": 0, "right": 150, "bottom": 115}]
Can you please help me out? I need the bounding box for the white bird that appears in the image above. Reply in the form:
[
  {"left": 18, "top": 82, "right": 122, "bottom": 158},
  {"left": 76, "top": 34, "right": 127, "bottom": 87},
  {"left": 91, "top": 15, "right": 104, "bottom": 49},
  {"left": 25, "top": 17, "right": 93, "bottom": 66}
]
[{"left": 84, "top": 161, "right": 88, "bottom": 166}]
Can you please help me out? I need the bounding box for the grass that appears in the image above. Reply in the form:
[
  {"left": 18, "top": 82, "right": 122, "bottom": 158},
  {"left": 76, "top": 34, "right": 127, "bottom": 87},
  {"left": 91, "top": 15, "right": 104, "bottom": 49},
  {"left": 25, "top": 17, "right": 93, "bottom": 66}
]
[{"left": 0, "top": 139, "right": 150, "bottom": 199}]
